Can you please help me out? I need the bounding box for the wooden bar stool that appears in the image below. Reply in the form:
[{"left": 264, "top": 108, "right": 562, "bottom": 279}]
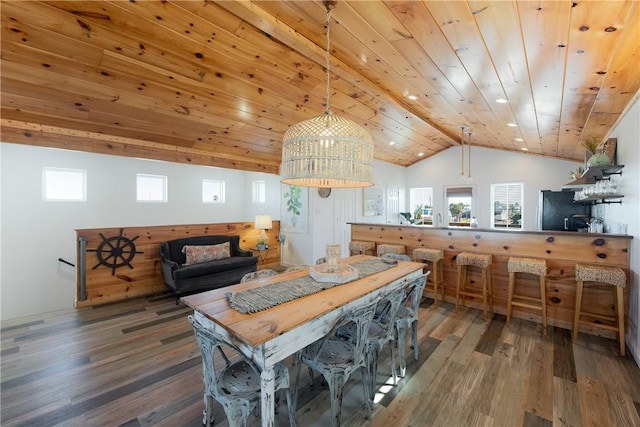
[
  {"left": 376, "top": 244, "right": 405, "bottom": 257},
  {"left": 507, "top": 257, "right": 548, "bottom": 334},
  {"left": 456, "top": 252, "right": 493, "bottom": 321},
  {"left": 348, "top": 241, "right": 376, "bottom": 256},
  {"left": 412, "top": 248, "right": 445, "bottom": 306},
  {"left": 573, "top": 263, "right": 626, "bottom": 356}
]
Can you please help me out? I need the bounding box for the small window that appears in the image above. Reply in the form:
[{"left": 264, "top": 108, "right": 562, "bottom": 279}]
[
  {"left": 492, "top": 183, "right": 523, "bottom": 229},
  {"left": 446, "top": 186, "right": 473, "bottom": 227},
  {"left": 409, "top": 187, "right": 433, "bottom": 224},
  {"left": 203, "top": 179, "right": 225, "bottom": 203},
  {"left": 43, "top": 167, "right": 87, "bottom": 201},
  {"left": 252, "top": 180, "right": 266, "bottom": 204},
  {"left": 137, "top": 174, "right": 167, "bottom": 202}
]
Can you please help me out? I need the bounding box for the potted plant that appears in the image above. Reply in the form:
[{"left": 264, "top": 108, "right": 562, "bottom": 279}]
[
  {"left": 581, "top": 136, "right": 599, "bottom": 156},
  {"left": 569, "top": 166, "right": 585, "bottom": 180},
  {"left": 256, "top": 236, "right": 267, "bottom": 250}
]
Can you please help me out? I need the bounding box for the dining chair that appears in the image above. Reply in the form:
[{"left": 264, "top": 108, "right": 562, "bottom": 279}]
[
  {"left": 294, "top": 299, "right": 378, "bottom": 427},
  {"left": 188, "top": 315, "right": 296, "bottom": 427},
  {"left": 381, "top": 253, "right": 411, "bottom": 262},
  {"left": 365, "top": 285, "right": 407, "bottom": 395},
  {"left": 395, "top": 273, "right": 429, "bottom": 377},
  {"left": 240, "top": 269, "right": 277, "bottom": 283}
]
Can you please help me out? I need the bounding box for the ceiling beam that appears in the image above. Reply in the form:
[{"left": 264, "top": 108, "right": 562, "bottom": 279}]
[{"left": 1, "top": 119, "right": 280, "bottom": 174}]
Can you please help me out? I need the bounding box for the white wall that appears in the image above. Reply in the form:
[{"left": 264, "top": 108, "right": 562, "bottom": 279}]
[
  {"left": 597, "top": 94, "right": 640, "bottom": 364},
  {"left": 0, "top": 144, "right": 282, "bottom": 321},
  {"left": 406, "top": 145, "right": 584, "bottom": 230}
]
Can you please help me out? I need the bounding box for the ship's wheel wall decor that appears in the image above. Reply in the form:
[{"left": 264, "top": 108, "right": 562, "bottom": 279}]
[{"left": 86, "top": 228, "right": 143, "bottom": 276}]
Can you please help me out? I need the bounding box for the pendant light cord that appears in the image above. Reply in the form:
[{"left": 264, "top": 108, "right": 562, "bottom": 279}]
[
  {"left": 324, "top": 6, "right": 332, "bottom": 115},
  {"left": 467, "top": 132, "right": 472, "bottom": 178}
]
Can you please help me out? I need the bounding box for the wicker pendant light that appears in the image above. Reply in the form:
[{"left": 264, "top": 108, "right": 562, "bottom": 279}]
[{"left": 280, "top": 0, "right": 374, "bottom": 188}]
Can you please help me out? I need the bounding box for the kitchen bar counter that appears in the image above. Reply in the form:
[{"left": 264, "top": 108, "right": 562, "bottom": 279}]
[{"left": 350, "top": 223, "right": 631, "bottom": 337}]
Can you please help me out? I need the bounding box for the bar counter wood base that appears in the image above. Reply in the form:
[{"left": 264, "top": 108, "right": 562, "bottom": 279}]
[{"left": 351, "top": 223, "right": 631, "bottom": 339}]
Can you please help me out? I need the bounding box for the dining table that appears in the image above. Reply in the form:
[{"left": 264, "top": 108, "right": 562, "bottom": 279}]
[{"left": 181, "top": 254, "right": 426, "bottom": 427}]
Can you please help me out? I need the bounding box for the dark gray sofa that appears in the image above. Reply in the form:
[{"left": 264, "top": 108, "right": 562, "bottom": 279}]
[{"left": 160, "top": 235, "right": 257, "bottom": 301}]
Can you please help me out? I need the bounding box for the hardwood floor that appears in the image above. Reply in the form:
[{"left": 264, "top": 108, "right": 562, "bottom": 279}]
[{"left": 2, "top": 292, "right": 639, "bottom": 427}]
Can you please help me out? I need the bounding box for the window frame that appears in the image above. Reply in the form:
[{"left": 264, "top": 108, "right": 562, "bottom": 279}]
[
  {"left": 202, "top": 179, "right": 225, "bottom": 204},
  {"left": 252, "top": 180, "right": 266, "bottom": 204},
  {"left": 491, "top": 182, "right": 523, "bottom": 229},
  {"left": 42, "top": 167, "right": 87, "bottom": 202},
  {"left": 136, "top": 173, "right": 168, "bottom": 203}
]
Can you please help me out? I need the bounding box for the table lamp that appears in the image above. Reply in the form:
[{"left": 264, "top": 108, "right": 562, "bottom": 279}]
[{"left": 255, "top": 215, "right": 273, "bottom": 249}]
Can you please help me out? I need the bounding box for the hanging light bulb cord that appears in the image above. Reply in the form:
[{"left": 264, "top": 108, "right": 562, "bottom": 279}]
[
  {"left": 467, "top": 131, "right": 472, "bottom": 178},
  {"left": 460, "top": 126, "right": 466, "bottom": 176},
  {"left": 324, "top": 3, "right": 333, "bottom": 115}
]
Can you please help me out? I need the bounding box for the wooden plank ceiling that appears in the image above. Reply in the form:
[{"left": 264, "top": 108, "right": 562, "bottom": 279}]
[{"left": 1, "top": 1, "right": 638, "bottom": 174}]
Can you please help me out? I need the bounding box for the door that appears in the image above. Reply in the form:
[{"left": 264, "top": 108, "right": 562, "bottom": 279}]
[{"left": 334, "top": 188, "right": 357, "bottom": 257}]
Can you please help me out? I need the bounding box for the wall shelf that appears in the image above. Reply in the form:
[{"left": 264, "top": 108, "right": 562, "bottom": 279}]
[
  {"left": 574, "top": 195, "right": 624, "bottom": 205},
  {"left": 582, "top": 164, "right": 624, "bottom": 179}
]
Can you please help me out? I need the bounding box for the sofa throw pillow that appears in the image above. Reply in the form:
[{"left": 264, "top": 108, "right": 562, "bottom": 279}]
[{"left": 182, "top": 242, "right": 231, "bottom": 265}]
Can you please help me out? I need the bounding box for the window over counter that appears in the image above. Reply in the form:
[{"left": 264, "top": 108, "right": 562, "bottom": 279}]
[
  {"left": 43, "top": 167, "right": 87, "bottom": 201},
  {"left": 137, "top": 174, "right": 167, "bottom": 203},
  {"left": 409, "top": 187, "right": 433, "bottom": 224},
  {"left": 445, "top": 185, "right": 474, "bottom": 227},
  {"left": 491, "top": 183, "right": 523, "bottom": 229}
]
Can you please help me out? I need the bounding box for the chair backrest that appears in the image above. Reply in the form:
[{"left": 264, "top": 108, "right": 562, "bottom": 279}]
[
  {"left": 240, "top": 269, "right": 277, "bottom": 283},
  {"left": 403, "top": 273, "right": 429, "bottom": 318},
  {"left": 312, "top": 299, "right": 377, "bottom": 367},
  {"left": 381, "top": 253, "right": 411, "bottom": 262},
  {"left": 188, "top": 315, "right": 258, "bottom": 396},
  {"left": 373, "top": 285, "right": 408, "bottom": 332}
]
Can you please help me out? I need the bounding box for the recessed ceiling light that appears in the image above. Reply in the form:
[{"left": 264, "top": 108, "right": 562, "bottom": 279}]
[
  {"left": 507, "top": 123, "right": 518, "bottom": 127},
  {"left": 389, "top": 141, "right": 395, "bottom": 146},
  {"left": 496, "top": 98, "right": 508, "bottom": 103},
  {"left": 418, "top": 152, "right": 424, "bottom": 157},
  {"left": 521, "top": 147, "right": 529, "bottom": 151},
  {"left": 407, "top": 94, "right": 418, "bottom": 100},
  {"left": 515, "top": 138, "right": 524, "bottom": 142}
]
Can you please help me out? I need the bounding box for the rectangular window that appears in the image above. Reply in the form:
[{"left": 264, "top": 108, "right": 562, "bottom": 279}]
[
  {"left": 43, "top": 167, "right": 87, "bottom": 201},
  {"left": 492, "top": 183, "right": 523, "bottom": 229},
  {"left": 203, "top": 179, "right": 225, "bottom": 203},
  {"left": 446, "top": 186, "right": 473, "bottom": 227},
  {"left": 137, "top": 174, "right": 167, "bottom": 202},
  {"left": 252, "top": 180, "right": 266, "bottom": 204},
  {"left": 409, "top": 187, "right": 433, "bottom": 224}
]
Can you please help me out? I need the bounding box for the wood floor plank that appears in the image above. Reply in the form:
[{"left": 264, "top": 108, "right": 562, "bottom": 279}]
[
  {"left": 577, "top": 373, "right": 613, "bottom": 427},
  {"left": 474, "top": 313, "right": 506, "bottom": 356},
  {"left": 525, "top": 341, "right": 554, "bottom": 421},
  {"left": 1, "top": 291, "right": 638, "bottom": 427},
  {"left": 553, "top": 326, "right": 578, "bottom": 382},
  {"left": 553, "top": 376, "right": 582, "bottom": 427}
]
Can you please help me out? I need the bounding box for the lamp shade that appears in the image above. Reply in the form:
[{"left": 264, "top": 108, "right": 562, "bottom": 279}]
[
  {"left": 281, "top": 113, "right": 374, "bottom": 188},
  {"left": 255, "top": 215, "right": 273, "bottom": 230}
]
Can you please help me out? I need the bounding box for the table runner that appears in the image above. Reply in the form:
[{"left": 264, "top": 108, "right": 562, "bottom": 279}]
[{"left": 226, "top": 258, "right": 397, "bottom": 314}]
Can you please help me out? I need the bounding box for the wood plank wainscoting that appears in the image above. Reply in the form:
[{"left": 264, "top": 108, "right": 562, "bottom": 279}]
[
  {"left": 351, "top": 223, "right": 632, "bottom": 339},
  {"left": 75, "top": 221, "right": 280, "bottom": 308}
]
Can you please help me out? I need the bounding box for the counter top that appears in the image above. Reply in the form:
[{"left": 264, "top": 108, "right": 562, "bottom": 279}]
[{"left": 348, "top": 222, "right": 632, "bottom": 238}]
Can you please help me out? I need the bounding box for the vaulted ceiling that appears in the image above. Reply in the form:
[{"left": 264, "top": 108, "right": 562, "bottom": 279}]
[{"left": 1, "top": 1, "right": 638, "bottom": 175}]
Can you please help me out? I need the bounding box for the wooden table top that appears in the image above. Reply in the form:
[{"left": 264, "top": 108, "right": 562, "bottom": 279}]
[{"left": 181, "top": 255, "right": 425, "bottom": 348}]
